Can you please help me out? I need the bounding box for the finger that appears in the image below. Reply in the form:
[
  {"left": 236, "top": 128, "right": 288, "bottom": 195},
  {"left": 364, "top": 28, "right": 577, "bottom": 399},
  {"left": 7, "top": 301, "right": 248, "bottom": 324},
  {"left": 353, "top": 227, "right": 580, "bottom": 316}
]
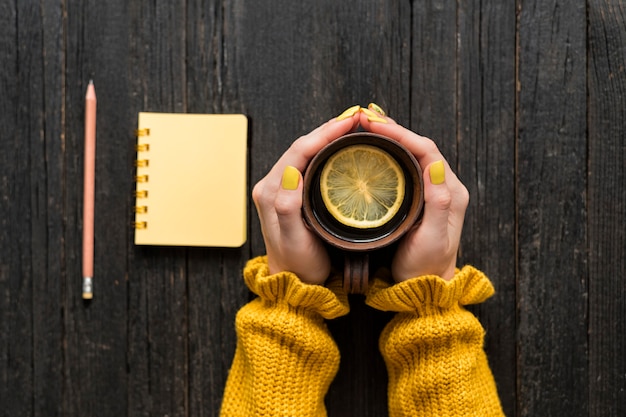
[
  {"left": 358, "top": 106, "right": 397, "bottom": 129},
  {"left": 391, "top": 161, "right": 453, "bottom": 281},
  {"left": 358, "top": 106, "right": 441, "bottom": 167},
  {"left": 362, "top": 117, "right": 445, "bottom": 169},
  {"left": 272, "top": 166, "right": 331, "bottom": 282},
  {"left": 274, "top": 166, "right": 308, "bottom": 245},
  {"left": 419, "top": 160, "right": 453, "bottom": 242}
]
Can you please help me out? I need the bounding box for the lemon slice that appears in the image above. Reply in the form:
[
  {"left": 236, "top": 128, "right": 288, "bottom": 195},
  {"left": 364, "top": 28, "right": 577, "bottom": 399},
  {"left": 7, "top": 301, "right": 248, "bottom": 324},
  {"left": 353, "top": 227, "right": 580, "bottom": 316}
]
[{"left": 320, "top": 144, "right": 405, "bottom": 229}]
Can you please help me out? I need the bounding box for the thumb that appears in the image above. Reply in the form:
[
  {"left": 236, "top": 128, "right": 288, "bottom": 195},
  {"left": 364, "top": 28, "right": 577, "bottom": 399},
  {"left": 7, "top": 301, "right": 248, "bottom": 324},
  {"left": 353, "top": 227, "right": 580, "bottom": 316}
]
[
  {"left": 391, "top": 160, "right": 454, "bottom": 282},
  {"left": 420, "top": 160, "right": 452, "bottom": 239},
  {"left": 274, "top": 166, "right": 307, "bottom": 242}
]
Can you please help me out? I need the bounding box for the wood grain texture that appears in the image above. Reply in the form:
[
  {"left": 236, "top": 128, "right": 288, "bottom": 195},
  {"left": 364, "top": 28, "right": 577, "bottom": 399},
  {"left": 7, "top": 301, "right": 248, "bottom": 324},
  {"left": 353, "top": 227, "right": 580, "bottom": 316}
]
[
  {"left": 125, "top": 2, "right": 189, "bottom": 416},
  {"left": 410, "top": 0, "right": 458, "bottom": 159},
  {"left": 456, "top": 1, "right": 517, "bottom": 415},
  {"left": 185, "top": 4, "right": 250, "bottom": 416},
  {"left": 34, "top": 1, "right": 66, "bottom": 415},
  {"left": 587, "top": 1, "right": 626, "bottom": 414},
  {"left": 1, "top": 1, "right": 34, "bottom": 416},
  {"left": 0, "top": 0, "right": 624, "bottom": 416},
  {"left": 517, "top": 0, "right": 589, "bottom": 415}
]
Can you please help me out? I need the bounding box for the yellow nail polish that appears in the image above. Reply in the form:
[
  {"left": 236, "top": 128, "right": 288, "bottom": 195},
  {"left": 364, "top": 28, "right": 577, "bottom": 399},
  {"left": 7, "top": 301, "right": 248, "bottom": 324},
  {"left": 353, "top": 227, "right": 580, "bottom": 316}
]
[
  {"left": 360, "top": 108, "right": 377, "bottom": 118},
  {"left": 367, "top": 115, "right": 388, "bottom": 124},
  {"left": 368, "top": 102, "right": 386, "bottom": 117},
  {"left": 336, "top": 105, "right": 361, "bottom": 121},
  {"left": 430, "top": 160, "right": 446, "bottom": 185},
  {"left": 281, "top": 166, "right": 300, "bottom": 190},
  {"left": 361, "top": 108, "right": 388, "bottom": 123}
]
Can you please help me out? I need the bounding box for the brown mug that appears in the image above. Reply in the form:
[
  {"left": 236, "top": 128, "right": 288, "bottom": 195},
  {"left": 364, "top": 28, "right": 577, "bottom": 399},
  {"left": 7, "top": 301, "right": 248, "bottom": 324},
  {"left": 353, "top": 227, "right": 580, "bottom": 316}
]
[{"left": 302, "top": 132, "right": 424, "bottom": 293}]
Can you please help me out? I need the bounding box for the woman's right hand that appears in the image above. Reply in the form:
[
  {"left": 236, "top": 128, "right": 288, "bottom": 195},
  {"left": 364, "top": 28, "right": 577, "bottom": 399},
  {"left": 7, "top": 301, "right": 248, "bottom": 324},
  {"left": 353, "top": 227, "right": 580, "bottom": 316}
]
[
  {"left": 252, "top": 106, "right": 361, "bottom": 285},
  {"left": 360, "top": 105, "right": 470, "bottom": 281}
]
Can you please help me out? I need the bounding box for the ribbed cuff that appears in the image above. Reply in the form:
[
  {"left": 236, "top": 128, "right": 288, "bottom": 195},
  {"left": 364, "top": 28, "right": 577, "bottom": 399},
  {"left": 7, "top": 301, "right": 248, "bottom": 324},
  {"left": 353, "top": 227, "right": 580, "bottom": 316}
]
[
  {"left": 365, "top": 265, "right": 495, "bottom": 313},
  {"left": 244, "top": 256, "right": 350, "bottom": 319}
]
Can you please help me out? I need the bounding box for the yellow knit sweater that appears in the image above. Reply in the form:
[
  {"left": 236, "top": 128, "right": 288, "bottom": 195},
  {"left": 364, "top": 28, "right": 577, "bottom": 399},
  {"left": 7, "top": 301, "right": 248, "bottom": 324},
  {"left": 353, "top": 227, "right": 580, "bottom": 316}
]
[{"left": 220, "top": 256, "right": 504, "bottom": 417}]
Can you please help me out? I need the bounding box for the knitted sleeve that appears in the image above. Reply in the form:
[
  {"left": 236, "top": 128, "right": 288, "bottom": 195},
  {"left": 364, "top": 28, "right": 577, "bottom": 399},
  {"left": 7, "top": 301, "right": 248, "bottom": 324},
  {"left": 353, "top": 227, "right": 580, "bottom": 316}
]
[
  {"left": 220, "top": 256, "right": 349, "bottom": 417},
  {"left": 365, "top": 266, "right": 505, "bottom": 417}
]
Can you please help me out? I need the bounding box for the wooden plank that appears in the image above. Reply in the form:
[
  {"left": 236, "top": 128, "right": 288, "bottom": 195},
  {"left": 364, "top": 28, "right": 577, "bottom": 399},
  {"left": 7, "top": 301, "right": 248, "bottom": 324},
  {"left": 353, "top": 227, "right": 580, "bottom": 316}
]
[
  {"left": 125, "top": 1, "right": 189, "bottom": 416},
  {"left": 62, "top": 0, "right": 133, "bottom": 415},
  {"left": 231, "top": 1, "right": 411, "bottom": 415},
  {"left": 184, "top": 2, "right": 251, "bottom": 416},
  {"left": 516, "top": 0, "right": 588, "bottom": 415},
  {"left": 410, "top": 0, "right": 458, "bottom": 160},
  {"left": 587, "top": 1, "right": 626, "bottom": 414},
  {"left": 128, "top": 249, "right": 189, "bottom": 416},
  {"left": 188, "top": 250, "right": 249, "bottom": 416},
  {"left": 0, "top": 1, "right": 67, "bottom": 414},
  {"left": 32, "top": 1, "right": 66, "bottom": 416},
  {"left": 0, "top": 2, "right": 34, "bottom": 416},
  {"left": 456, "top": 1, "right": 517, "bottom": 415}
]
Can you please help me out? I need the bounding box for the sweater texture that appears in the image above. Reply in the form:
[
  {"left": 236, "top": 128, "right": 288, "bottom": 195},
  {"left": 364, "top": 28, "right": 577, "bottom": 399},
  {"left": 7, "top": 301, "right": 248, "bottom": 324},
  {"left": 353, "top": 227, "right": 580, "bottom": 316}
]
[{"left": 220, "top": 256, "right": 504, "bottom": 417}]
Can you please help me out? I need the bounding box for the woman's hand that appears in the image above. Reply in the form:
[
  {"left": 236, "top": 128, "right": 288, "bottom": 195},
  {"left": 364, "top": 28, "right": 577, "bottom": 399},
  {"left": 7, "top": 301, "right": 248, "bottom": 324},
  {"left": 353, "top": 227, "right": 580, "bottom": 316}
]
[
  {"left": 252, "top": 106, "right": 362, "bottom": 285},
  {"left": 360, "top": 105, "right": 470, "bottom": 281}
]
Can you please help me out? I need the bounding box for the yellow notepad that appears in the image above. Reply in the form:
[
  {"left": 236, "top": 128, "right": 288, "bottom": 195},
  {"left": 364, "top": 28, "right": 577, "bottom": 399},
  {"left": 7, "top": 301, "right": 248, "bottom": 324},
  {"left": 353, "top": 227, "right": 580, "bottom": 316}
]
[{"left": 133, "top": 112, "right": 248, "bottom": 247}]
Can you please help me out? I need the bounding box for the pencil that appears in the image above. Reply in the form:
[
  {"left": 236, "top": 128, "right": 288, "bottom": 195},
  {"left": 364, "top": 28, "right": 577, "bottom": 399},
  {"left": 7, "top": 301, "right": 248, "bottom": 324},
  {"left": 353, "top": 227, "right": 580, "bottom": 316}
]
[{"left": 82, "top": 80, "right": 97, "bottom": 299}]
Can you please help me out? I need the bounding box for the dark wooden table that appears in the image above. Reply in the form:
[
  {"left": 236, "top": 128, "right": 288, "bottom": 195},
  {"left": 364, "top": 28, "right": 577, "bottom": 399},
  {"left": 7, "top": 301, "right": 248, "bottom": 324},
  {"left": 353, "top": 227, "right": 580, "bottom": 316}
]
[{"left": 1, "top": 1, "right": 624, "bottom": 416}]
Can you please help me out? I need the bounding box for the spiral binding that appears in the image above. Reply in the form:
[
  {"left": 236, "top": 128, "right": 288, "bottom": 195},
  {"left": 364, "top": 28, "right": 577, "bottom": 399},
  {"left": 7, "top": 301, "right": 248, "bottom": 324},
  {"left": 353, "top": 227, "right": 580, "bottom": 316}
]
[
  {"left": 134, "top": 127, "right": 150, "bottom": 229},
  {"left": 133, "top": 221, "right": 148, "bottom": 229},
  {"left": 134, "top": 159, "right": 149, "bottom": 167}
]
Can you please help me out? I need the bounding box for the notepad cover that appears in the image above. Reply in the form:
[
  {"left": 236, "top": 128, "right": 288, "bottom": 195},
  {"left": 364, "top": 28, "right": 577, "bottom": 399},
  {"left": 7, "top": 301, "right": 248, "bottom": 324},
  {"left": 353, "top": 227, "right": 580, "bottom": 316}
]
[{"left": 134, "top": 112, "right": 247, "bottom": 247}]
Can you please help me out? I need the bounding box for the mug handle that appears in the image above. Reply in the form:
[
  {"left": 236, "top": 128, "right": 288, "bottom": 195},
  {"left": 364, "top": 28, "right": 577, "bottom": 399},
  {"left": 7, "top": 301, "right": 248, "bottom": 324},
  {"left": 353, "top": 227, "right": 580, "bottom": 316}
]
[{"left": 343, "top": 252, "right": 369, "bottom": 294}]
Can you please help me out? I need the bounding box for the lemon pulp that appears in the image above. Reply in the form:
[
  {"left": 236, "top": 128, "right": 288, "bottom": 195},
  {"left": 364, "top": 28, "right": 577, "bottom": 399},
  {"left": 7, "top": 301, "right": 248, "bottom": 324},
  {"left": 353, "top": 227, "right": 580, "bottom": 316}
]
[{"left": 319, "top": 144, "right": 405, "bottom": 229}]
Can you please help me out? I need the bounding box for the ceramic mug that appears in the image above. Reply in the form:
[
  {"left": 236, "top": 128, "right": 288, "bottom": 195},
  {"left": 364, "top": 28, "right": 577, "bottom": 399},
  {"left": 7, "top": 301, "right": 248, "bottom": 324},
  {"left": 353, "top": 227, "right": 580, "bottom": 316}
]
[{"left": 302, "top": 132, "right": 424, "bottom": 293}]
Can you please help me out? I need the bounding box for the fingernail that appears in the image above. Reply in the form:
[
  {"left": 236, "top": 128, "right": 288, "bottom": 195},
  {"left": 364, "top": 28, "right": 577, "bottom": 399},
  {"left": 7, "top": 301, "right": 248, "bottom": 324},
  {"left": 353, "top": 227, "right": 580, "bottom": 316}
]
[
  {"left": 368, "top": 102, "right": 386, "bottom": 116},
  {"left": 281, "top": 166, "right": 300, "bottom": 190},
  {"left": 336, "top": 105, "right": 361, "bottom": 121},
  {"left": 360, "top": 108, "right": 377, "bottom": 118},
  {"left": 430, "top": 160, "right": 446, "bottom": 185},
  {"left": 367, "top": 115, "right": 388, "bottom": 123},
  {"left": 361, "top": 108, "right": 388, "bottom": 123}
]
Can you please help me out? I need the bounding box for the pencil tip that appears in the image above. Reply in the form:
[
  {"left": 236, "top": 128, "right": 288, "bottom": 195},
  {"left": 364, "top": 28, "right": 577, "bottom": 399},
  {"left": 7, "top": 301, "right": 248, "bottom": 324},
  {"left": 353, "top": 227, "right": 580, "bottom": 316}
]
[{"left": 89, "top": 79, "right": 94, "bottom": 85}]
